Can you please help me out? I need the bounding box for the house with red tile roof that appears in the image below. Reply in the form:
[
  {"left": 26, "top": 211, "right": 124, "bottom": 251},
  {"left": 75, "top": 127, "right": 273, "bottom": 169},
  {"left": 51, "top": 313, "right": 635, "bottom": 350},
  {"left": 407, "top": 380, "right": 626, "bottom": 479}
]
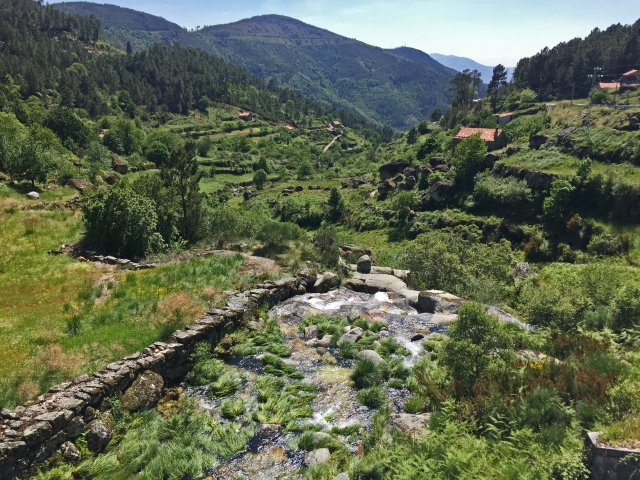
[
  {"left": 238, "top": 112, "right": 253, "bottom": 121},
  {"left": 599, "top": 82, "right": 620, "bottom": 90},
  {"left": 621, "top": 70, "right": 640, "bottom": 85},
  {"left": 453, "top": 127, "right": 507, "bottom": 152}
]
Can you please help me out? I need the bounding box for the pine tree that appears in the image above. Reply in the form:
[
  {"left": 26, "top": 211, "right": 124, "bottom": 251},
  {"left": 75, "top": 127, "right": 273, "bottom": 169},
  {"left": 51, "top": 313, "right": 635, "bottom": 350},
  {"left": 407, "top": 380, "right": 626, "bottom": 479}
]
[{"left": 126, "top": 41, "right": 133, "bottom": 55}]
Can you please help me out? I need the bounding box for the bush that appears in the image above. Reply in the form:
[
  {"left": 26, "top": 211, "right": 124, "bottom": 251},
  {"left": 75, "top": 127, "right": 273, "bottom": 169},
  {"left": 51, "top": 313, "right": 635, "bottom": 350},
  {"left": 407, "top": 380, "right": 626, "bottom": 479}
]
[
  {"left": 473, "top": 173, "right": 532, "bottom": 212},
  {"left": 357, "top": 387, "right": 386, "bottom": 409},
  {"left": 502, "top": 114, "right": 549, "bottom": 143},
  {"left": 611, "top": 286, "right": 640, "bottom": 331},
  {"left": 145, "top": 141, "right": 170, "bottom": 166},
  {"left": 351, "top": 359, "right": 384, "bottom": 389},
  {"left": 221, "top": 399, "right": 246, "bottom": 419},
  {"left": 453, "top": 133, "right": 488, "bottom": 184},
  {"left": 81, "top": 184, "right": 162, "bottom": 257},
  {"left": 253, "top": 169, "right": 268, "bottom": 190}
]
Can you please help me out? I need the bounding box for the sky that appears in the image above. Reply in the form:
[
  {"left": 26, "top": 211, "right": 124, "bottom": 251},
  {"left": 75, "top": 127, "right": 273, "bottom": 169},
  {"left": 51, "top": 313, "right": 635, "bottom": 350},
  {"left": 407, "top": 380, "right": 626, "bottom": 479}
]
[{"left": 51, "top": 0, "right": 640, "bottom": 66}]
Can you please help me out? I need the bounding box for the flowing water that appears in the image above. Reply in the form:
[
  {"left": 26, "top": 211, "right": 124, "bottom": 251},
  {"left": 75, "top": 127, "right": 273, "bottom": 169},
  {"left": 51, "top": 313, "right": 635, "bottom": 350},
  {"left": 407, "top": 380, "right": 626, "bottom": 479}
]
[{"left": 189, "top": 288, "right": 449, "bottom": 479}]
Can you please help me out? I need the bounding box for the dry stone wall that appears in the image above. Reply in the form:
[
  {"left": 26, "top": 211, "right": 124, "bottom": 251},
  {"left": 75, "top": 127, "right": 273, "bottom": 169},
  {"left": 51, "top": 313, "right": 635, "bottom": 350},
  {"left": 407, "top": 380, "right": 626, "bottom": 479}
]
[
  {"left": 0, "top": 276, "right": 305, "bottom": 480},
  {"left": 587, "top": 432, "right": 640, "bottom": 480}
]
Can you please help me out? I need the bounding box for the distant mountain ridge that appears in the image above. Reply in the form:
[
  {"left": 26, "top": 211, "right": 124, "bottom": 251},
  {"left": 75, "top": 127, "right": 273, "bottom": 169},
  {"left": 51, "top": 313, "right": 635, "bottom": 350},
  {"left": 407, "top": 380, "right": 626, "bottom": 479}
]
[
  {"left": 52, "top": 4, "right": 456, "bottom": 129},
  {"left": 430, "top": 53, "right": 514, "bottom": 83}
]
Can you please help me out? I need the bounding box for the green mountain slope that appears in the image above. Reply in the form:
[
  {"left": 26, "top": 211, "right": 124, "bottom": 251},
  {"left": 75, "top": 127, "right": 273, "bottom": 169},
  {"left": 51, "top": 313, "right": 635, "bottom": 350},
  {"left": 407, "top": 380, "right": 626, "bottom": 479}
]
[
  {"left": 51, "top": 4, "right": 454, "bottom": 129},
  {"left": 53, "top": 1, "right": 213, "bottom": 53},
  {"left": 387, "top": 47, "right": 458, "bottom": 77}
]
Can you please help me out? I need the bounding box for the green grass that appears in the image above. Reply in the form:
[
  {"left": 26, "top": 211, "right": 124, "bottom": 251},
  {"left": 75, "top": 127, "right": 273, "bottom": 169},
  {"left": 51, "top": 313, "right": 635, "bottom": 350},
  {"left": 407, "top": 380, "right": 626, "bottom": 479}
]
[
  {"left": 600, "top": 415, "right": 640, "bottom": 448},
  {"left": 0, "top": 203, "right": 260, "bottom": 408}
]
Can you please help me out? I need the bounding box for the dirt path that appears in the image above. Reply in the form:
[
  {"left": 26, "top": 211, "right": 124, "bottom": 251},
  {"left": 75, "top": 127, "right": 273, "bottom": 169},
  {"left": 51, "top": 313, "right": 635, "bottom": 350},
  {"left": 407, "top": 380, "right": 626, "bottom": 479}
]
[{"left": 324, "top": 135, "right": 341, "bottom": 152}]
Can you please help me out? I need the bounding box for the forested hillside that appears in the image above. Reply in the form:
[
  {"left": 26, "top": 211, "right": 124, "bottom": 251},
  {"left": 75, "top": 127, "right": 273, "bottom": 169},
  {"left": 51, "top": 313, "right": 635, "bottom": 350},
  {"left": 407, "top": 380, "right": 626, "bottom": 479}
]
[
  {"left": 52, "top": 4, "right": 456, "bottom": 130},
  {"left": 514, "top": 19, "right": 640, "bottom": 99}
]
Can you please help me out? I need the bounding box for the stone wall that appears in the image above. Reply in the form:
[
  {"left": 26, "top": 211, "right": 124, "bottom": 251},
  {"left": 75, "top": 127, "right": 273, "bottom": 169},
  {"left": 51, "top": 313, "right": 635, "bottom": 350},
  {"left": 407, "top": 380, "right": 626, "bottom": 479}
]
[
  {"left": 587, "top": 432, "right": 640, "bottom": 480},
  {"left": 0, "top": 277, "right": 305, "bottom": 480}
]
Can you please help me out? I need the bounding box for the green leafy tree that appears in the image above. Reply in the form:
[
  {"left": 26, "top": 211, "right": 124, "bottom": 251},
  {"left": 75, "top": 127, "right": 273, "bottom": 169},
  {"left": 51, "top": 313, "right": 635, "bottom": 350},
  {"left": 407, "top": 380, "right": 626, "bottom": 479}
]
[
  {"left": 488, "top": 64, "right": 508, "bottom": 110},
  {"left": 126, "top": 41, "right": 133, "bottom": 55},
  {"left": 198, "top": 96, "right": 212, "bottom": 112},
  {"left": 327, "top": 187, "right": 345, "bottom": 222},
  {"left": 256, "top": 157, "right": 270, "bottom": 173},
  {"left": 453, "top": 133, "right": 488, "bottom": 184},
  {"left": 81, "top": 184, "right": 161, "bottom": 257},
  {"left": 85, "top": 141, "right": 111, "bottom": 178},
  {"left": 611, "top": 286, "right": 640, "bottom": 331},
  {"left": 5, "top": 138, "right": 51, "bottom": 187},
  {"left": 196, "top": 136, "right": 212, "bottom": 158},
  {"left": 103, "top": 118, "right": 144, "bottom": 156},
  {"left": 543, "top": 180, "right": 575, "bottom": 226},
  {"left": 520, "top": 88, "right": 537, "bottom": 106},
  {"left": 450, "top": 69, "right": 482, "bottom": 107},
  {"left": 296, "top": 159, "right": 314, "bottom": 180},
  {"left": 253, "top": 169, "right": 268, "bottom": 190},
  {"left": 417, "top": 136, "right": 439, "bottom": 160},
  {"left": 430, "top": 109, "right": 443, "bottom": 122},
  {"left": 0, "top": 112, "right": 25, "bottom": 170},
  {"left": 43, "top": 108, "right": 91, "bottom": 148},
  {"left": 391, "top": 191, "right": 416, "bottom": 231},
  {"left": 162, "top": 146, "right": 205, "bottom": 243},
  {"left": 117, "top": 90, "right": 137, "bottom": 118},
  {"left": 407, "top": 127, "right": 419, "bottom": 145},
  {"left": 145, "top": 141, "right": 171, "bottom": 166}
]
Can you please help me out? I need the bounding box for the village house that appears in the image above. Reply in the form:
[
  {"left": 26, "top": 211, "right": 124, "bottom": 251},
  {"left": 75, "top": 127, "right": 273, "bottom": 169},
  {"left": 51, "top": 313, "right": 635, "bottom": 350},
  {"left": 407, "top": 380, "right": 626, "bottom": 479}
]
[
  {"left": 238, "top": 111, "right": 253, "bottom": 121},
  {"left": 599, "top": 82, "right": 621, "bottom": 90},
  {"left": 332, "top": 120, "right": 343, "bottom": 128},
  {"left": 285, "top": 125, "right": 295, "bottom": 131},
  {"left": 620, "top": 70, "right": 640, "bottom": 86},
  {"left": 453, "top": 127, "right": 508, "bottom": 152},
  {"left": 498, "top": 112, "right": 514, "bottom": 125}
]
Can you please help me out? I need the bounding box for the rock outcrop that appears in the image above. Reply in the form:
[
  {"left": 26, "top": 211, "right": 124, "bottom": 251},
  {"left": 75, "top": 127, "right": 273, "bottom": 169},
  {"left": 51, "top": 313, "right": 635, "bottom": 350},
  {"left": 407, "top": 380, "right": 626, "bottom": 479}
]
[{"left": 120, "top": 371, "right": 164, "bottom": 413}]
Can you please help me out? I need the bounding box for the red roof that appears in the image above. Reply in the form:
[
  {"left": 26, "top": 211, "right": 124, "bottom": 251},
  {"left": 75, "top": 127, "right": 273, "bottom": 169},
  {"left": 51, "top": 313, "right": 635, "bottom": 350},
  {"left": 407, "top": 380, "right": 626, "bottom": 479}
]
[
  {"left": 285, "top": 125, "right": 295, "bottom": 130},
  {"left": 498, "top": 112, "right": 514, "bottom": 118},
  {"left": 600, "top": 82, "right": 620, "bottom": 89},
  {"left": 454, "top": 128, "right": 503, "bottom": 142},
  {"left": 622, "top": 69, "right": 639, "bottom": 76},
  {"left": 239, "top": 112, "right": 252, "bottom": 117}
]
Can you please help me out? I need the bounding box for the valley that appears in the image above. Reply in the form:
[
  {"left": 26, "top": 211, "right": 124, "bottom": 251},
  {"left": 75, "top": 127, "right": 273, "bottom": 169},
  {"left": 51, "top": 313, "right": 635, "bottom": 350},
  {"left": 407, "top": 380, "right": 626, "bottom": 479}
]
[{"left": 1, "top": 0, "right": 640, "bottom": 479}]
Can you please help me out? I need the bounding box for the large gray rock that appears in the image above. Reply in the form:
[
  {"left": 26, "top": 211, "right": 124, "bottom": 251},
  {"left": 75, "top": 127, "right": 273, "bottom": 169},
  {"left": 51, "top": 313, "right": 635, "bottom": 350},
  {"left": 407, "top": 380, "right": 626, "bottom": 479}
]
[
  {"left": 357, "top": 255, "right": 372, "bottom": 274},
  {"left": 22, "top": 421, "right": 52, "bottom": 446},
  {"left": 305, "top": 447, "right": 331, "bottom": 466},
  {"left": 333, "top": 474, "right": 350, "bottom": 480},
  {"left": 314, "top": 272, "right": 341, "bottom": 293},
  {"left": 103, "top": 171, "right": 120, "bottom": 185},
  {"left": 305, "top": 325, "right": 319, "bottom": 340},
  {"left": 356, "top": 350, "right": 386, "bottom": 366},
  {"left": 379, "top": 159, "right": 410, "bottom": 181},
  {"left": 60, "top": 441, "right": 81, "bottom": 463},
  {"left": 387, "top": 413, "right": 431, "bottom": 438},
  {"left": 121, "top": 370, "right": 164, "bottom": 413},
  {"left": 529, "top": 134, "right": 549, "bottom": 150},
  {"left": 86, "top": 419, "right": 113, "bottom": 452},
  {"left": 417, "top": 290, "right": 466, "bottom": 314},
  {"left": 26, "top": 191, "right": 40, "bottom": 200},
  {"left": 512, "top": 262, "right": 536, "bottom": 279},
  {"left": 297, "top": 267, "right": 318, "bottom": 287},
  {"left": 65, "top": 178, "right": 93, "bottom": 191},
  {"left": 378, "top": 179, "right": 396, "bottom": 196}
]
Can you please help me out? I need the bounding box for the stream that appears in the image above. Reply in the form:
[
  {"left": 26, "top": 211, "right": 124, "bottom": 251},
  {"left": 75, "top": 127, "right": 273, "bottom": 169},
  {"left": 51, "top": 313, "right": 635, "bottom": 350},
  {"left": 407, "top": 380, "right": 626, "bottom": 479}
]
[{"left": 190, "top": 287, "right": 449, "bottom": 479}]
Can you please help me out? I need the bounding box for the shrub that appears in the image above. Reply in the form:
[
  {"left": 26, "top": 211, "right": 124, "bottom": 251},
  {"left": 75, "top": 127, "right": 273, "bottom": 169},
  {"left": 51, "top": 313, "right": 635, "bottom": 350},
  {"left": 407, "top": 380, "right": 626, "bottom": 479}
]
[
  {"left": 351, "top": 359, "right": 384, "bottom": 389},
  {"left": 357, "top": 387, "right": 386, "bottom": 409},
  {"left": 81, "top": 184, "right": 162, "bottom": 257},
  {"left": 253, "top": 169, "right": 268, "bottom": 190},
  {"left": 453, "top": 133, "right": 488, "bottom": 184},
  {"left": 221, "top": 399, "right": 246, "bottom": 419},
  {"left": 145, "top": 141, "right": 170, "bottom": 166},
  {"left": 611, "top": 286, "right": 640, "bottom": 331}
]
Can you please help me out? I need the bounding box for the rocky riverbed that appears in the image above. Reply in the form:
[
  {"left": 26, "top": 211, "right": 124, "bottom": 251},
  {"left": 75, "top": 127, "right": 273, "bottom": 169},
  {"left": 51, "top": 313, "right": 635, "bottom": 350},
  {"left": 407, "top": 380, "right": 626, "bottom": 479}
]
[{"left": 187, "top": 287, "right": 451, "bottom": 479}]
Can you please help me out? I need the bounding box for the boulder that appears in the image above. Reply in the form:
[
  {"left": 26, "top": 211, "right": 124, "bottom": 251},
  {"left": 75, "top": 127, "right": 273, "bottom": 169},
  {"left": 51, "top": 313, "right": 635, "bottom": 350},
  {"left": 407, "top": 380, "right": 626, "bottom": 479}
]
[
  {"left": 434, "top": 164, "right": 449, "bottom": 173},
  {"left": 529, "top": 134, "right": 549, "bottom": 150},
  {"left": 314, "top": 272, "right": 341, "bottom": 293},
  {"left": 630, "top": 116, "right": 639, "bottom": 129},
  {"left": 339, "top": 244, "right": 372, "bottom": 259},
  {"left": 338, "top": 329, "right": 362, "bottom": 345},
  {"left": 103, "top": 172, "right": 120, "bottom": 185},
  {"left": 416, "top": 164, "right": 433, "bottom": 179},
  {"left": 398, "top": 175, "right": 417, "bottom": 191},
  {"left": 121, "top": 370, "right": 164, "bottom": 413},
  {"left": 429, "top": 157, "right": 447, "bottom": 168},
  {"left": 297, "top": 267, "right": 318, "bottom": 287},
  {"left": 403, "top": 167, "right": 417, "bottom": 178},
  {"left": 378, "top": 179, "right": 396, "bottom": 196},
  {"left": 317, "top": 335, "right": 333, "bottom": 347},
  {"left": 305, "top": 448, "right": 331, "bottom": 466},
  {"left": 333, "top": 474, "right": 350, "bottom": 480},
  {"left": 305, "top": 325, "right": 319, "bottom": 340},
  {"left": 512, "top": 262, "right": 536, "bottom": 279},
  {"left": 357, "top": 255, "right": 372, "bottom": 274},
  {"left": 356, "top": 350, "right": 386, "bottom": 366},
  {"left": 295, "top": 185, "right": 304, "bottom": 192},
  {"left": 387, "top": 413, "right": 431, "bottom": 438},
  {"left": 26, "top": 191, "right": 40, "bottom": 200},
  {"left": 243, "top": 189, "right": 258, "bottom": 201},
  {"left": 428, "top": 181, "right": 455, "bottom": 204},
  {"left": 379, "top": 159, "right": 410, "bottom": 181},
  {"left": 22, "top": 421, "right": 52, "bottom": 446},
  {"left": 86, "top": 419, "right": 113, "bottom": 452},
  {"left": 417, "top": 290, "right": 466, "bottom": 314},
  {"left": 113, "top": 158, "right": 129, "bottom": 174},
  {"left": 60, "top": 441, "right": 81, "bottom": 463},
  {"left": 65, "top": 179, "right": 93, "bottom": 191}
]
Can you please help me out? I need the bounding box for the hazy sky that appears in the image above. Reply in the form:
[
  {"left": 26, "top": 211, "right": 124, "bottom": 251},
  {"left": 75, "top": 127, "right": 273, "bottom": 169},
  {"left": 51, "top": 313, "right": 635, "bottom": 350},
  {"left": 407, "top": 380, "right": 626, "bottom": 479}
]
[{"left": 51, "top": 0, "right": 640, "bottom": 66}]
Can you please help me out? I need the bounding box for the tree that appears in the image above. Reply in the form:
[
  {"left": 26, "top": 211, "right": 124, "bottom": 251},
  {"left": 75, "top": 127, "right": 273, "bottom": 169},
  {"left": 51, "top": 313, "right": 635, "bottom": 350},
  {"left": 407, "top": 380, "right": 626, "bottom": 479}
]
[
  {"left": 417, "top": 137, "right": 439, "bottom": 160},
  {"left": 198, "top": 96, "right": 212, "bottom": 112},
  {"left": 256, "top": 157, "right": 270, "bottom": 174},
  {"left": 430, "top": 109, "right": 443, "bottom": 122},
  {"left": 453, "top": 133, "right": 488, "bottom": 184},
  {"left": 253, "top": 169, "right": 268, "bottom": 190},
  {"left": 162, "top": 146, "right": 205, "bottom": 243},
  {"left": 5, "top": 138, "right": 50, "bottom": 187},
  {"left": 327, "top": 187, "right": 345, "bottom": 222},
  {"left": 145, "top": 141, "right": 171, "bottom": 166},
  {"left": 520, "top": 88, "right": 537, "bottom": 106},
  {"left": 296, "top": 159, "right": 314, "bottom": 180},
  {"left": 43, "top": 108, "right": 91, "bottom": 148},
  {"left": 85, "top": 141, "right": 111, "bottom": 178},
  {"left": 449, "top": 69, "right": 482, "bottom": 107},
  {"left": 196, "top": 137, "right": 212, "bottom": 158},
  {"left": 487, "top": 64, "right": 508, "bottom": 110},
  {"left": 407, "top": 127, "right": 419, "bottom": 145},
  {"left": 543, "top": 180, "right": 575, "bottom": 226},
  {"left": 81, "top": 184, "right": 160, "bottom": 257},
  {"left": 126, "top": 41, "right": 133, "bottom": 55},
  {"left": 103, "top": 118, "right": 143, "bottom": 156}
]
